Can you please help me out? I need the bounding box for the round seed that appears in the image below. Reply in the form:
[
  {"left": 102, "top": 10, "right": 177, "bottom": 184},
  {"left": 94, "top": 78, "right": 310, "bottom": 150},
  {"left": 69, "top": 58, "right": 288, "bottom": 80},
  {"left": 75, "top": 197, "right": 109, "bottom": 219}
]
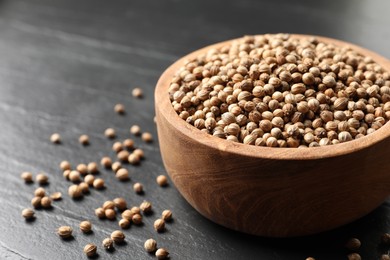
[
  {"left": 50, "top": 133, "right": 61, "bottom": 144},
  {"left": 100, "top": 157, "right": 112, "bottom": 168},
  {"left": 133, "top": 182, "right": 143, "bottom": 194},
  {"left": 140, "top": 201, "right": 152, "bottom": 213},
  {"left": 84, "top": 174, "right": 95, "bottom": 186},
  {"left": 93, "top": 178, "right": 105, "bottom": 189},
  {"left": 112, "top": 161, "right": 122, "bottom": 172},
  {"left": 105, "top": 209, "right": 116, "bottom": 220},
  {"left": 68, "top": 184, "right": 83, "bottom": 199},
  {"left": 63, "top": 170, "right": 71, "bottom": 180},
  {"left": 76, "top": 164, "right": 88, "bottom": 175},
  {"left": 156, "top": 175, "right": 168, "bottom": 187},
  {"left": 154, "top": 219, "right": 165, "bottom": 232},
  {"left": 116, "top": 168, "right": 129, "bottom": 181},
  {"left": 161, "top": 210, "right": 172, "bottom": 221},
  {"left": 113, "top": 198, "right": 127, "bottom": 211},
  {"left": 95, "top": 207, "right": 105, "bottom": 219},
  {"left": 22, "top": 208, "right": 35, "bottom": 220},
  {"left": 87, "top": 162, "right": 99, "bottom": 174},
  {"left": 79, "top": 134, "right": 89, "bottom": 145},
  {"left": 130, "top": 125, "right": 141, "bottom": 136},
  {"left": 31, "top": 197, "right": 41, "bottom": 208},
  {"left": 155, "top": 248, "right": 169, "bottom": 259},
  {"left": 119, "top": 218, "right": 130, "bottom": 229},
  {"left": 110, "top": 230, "right": 125, "bottom": 244},
  {"left": 128, "top": 153, "right": 141, "bottom": 165},
  {"left": 79, "top": 182, "right": 89, "bottom": 193},
  {"left": 69, "top": 170, "right": 81, "bottom": 183},
  {"left": 21, "top": 172, "right": 33, "bottom": 183},
  {"left": 57, "top": 226, "right": 73, "bottom": 239},
  {"left": 102, "top": 238, "right": 114, "bottom": 250},
  {"left": 41, "top": 196, "right": 52, "bottom": 208},
  {"left": 121, "top": 210, "right": 134, "bottom": 220},
  {"left": 132, "top": 213, "right": 143, "bottom": 225},
  {"left": 104, "top": 128, "right": 116, "bottom": 139},
  {"left": 345, "top": 238, "right": 361, "bottom": 251},
  {"left": 112, "top": 142, "right": 123, "bottom": 153},
  {"left": 80, "top": 220, "right": 92, "bottom": 233},
  {"left": 117, "top": 150, "right": 130, "bottom": 162},
  {"left": 141, "top": 132, "right": 153, "bottom": 143},
  {"left": 36, "top": 173, "right": 48, "bottom": 185},
  {"left": 114, "top": 103, "right": 125, "bottom": 114},
  {"left": 347, "top": 253, "right": 361, "bottom": 260},
  {"left": 34, "top": 187, "right": 46, "bottom": 197},
  {"left": 50, "top": 192, "right": 62, "bottom": 200},
  {"left": 132, "top": 87, "right": 143, "bottom": 98},
  {"left": 133, "top": 148, "right": 144, "bottom": 158},
  {"left": 59, "top": 161, "right": 71, "bottom": 171},
  {"left": 83, "top": 243, "right": 97, "bottom": 257},
  {"left": 102, "top": 201, "right": 115, "bottom": 210},
  {"left": 144, "top": 238, "right": 157, "bottom": 253},
  {"left": 123, "top": 139, "right": 134, "bottom": 150}
]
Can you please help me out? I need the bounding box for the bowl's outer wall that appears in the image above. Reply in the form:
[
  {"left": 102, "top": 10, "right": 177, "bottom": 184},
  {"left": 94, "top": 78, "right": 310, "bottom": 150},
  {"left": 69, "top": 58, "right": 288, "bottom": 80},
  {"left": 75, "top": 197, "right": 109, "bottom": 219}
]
[{"left": 155, "top": 34, "right": 390, "bottom": 237}]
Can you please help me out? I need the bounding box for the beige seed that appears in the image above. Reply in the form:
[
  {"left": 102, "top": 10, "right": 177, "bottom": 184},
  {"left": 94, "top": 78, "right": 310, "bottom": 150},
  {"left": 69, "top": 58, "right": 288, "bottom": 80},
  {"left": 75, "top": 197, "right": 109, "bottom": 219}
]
[
  {"left": 142, "top": 132, "right": 153, "bottom": 143},
  {"left": 36, "top": 173, "right": 49, "bottom": 185},
  {"left": 34, "top": 187, "right": 46, "bottom": 197},
  {"left": 116, "top": 168, "right": 129, "bottom": 181},
  {"left": 140, "top": 201, "right": 152, "bottom": 213},
  {"left": 156, "top": 175, "right": 168, "bottom": 187},
  {"left": 111, "top": 230, "right": 125, "bottom": 244},
  {"left": 117, "top": 150, "right": 130, "bottom": 162},
  {"left": 57, "top": 226, "right": 73, "bottom": 239},
  {"left": 119, "top": 218, "right": 130, "bottom": 229},
  {"left": 50, "top": 192, "right": 62, "bottom": 200},
  {"left": 95, "top": 207, "right": 105, "bottom": 219},
  {"left": 128, "top": 153, "right": 141, "bottom": 165},
  {"left": 105, "top": 209, "right": 116, "bottom": 220},
  {"left": 59, "top": 161, "right": 71, "bottom": 171},
  {"left": 102, "top": 238, "right": 114, "bottom": 250},
  {"left": 130, "top": 206, "right": 141, "bottom": 215},
  {"left": 83, "top": 243, "right": 97, "bottom": 257},
  {"left": 114, "top": 103, "right": 125, "bottom": 114},
  {"left": 155, "top": 248, "right": 169, "bottom": 259},
  {"left": 50, "top": 133, "right": 61, "bottom": 144},
  {"left": 100, "top": 157, "right": 112, "bottom": 168},
  {"left": 79, "top": 182, "right": 89, "bottom": 193},
  {"left": 113, "top": 197, "right": 127, "bottom": 211},
  {"left": 123, "top": 139, "right": 134, "bottom": 150},
  {"left": 154, "top": 219, "right": 165, "bottom": 232},
  {"left": 132, "top": 213, "right": 143, "bottom": 225},
  {"left": 130, "top": 125, "right": 141, "bottom": 136},
  {"left": 133, "top": 148, "right": 144, "bottom": 158},
  {"left": 93, "top": 178, "right": 105, "bottom": 189},
  {"left": 121, "top": 210, "right": 134, "bottom": 220},
  {"left": 104, "top": 128, "right": 116, "bottom": 139},
  {"left": 84, "top": 174, "right": 95, "bottom": 186},
  {"left": 31, "top": 197, "right": 41, "bottom": 208},
  {"left": 63, "top": 170, "right": 71, "bottom": 180},
  {"left": 133, "top": 182, "right": 143, "bottom": 194},
  {"left": 112, "top": 161, "right": 122, "bottom": 172},
  {"left": 68, "top": 184, "right": 83, "bottom": 199},
  {"left": 144, "top": 238, "right": 157, "bottom": 253},
  {"left": 79, "top": 134, "right": 89, "bottom": 145},
  {"left": 41, "top": 196, "right": 52, "bottom": 208},
  {"left": 21, "top": 172, "right": 33, "bottom": 183},
  {"left": 102, "top": 201, "right": 116, "bottom": 210},
  {"left": 347, "top": 253, "right": 361, "bottom": 260},
  {"left": 22, "top": 208, "right": 35, "bottom": 220},
  {"left": 162, "top": 210, "right": 172, "bottom": 221},
  {"left": 79, "top": 220, "right": 92, "bottom": 233},
  {"left": 76, "top": 164, "right": 88, "bottom": 175},
  {"left": 132, "top": 87, "right": 143, "bottom": 98},
  {"left": 87, "top": 162, "right": 99, "bottom": 174},
  {"left": 69, "top": 170, "right": 81, "bottom": 183},
  {"left": 112, "top": 142, "right": 123, "bottom": 153}
]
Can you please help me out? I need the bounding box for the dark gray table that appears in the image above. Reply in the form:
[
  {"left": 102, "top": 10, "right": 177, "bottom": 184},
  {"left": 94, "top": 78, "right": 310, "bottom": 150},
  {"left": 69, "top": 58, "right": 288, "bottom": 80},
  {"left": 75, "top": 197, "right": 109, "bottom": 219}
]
[{"left": 1, "top": 0, "right": 390, "bottom": 259}]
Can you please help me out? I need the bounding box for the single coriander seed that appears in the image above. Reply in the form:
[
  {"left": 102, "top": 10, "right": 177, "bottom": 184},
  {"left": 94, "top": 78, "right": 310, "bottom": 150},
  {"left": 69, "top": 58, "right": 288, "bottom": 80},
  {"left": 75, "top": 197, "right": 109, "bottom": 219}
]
[
  {"left": 87, "top": 162, "right": 99, "bottom": 174},
  {"left": 132, "top": 87, "right": 143, "bottom": 98},
  {"left": 22, "top": 208, "right": 35, "bottom": 220},
  {"left": 119, "top": 218, "right": 130, "bottom": 229},
  {"left": 111, "top": 230, "right": 125, "bottom": 244},
  {"left": 161, "top": 210, "right": 172, "bottom": 221},
  {"left": 112, "top": 142, "right": 123, "bottom": 153},
  {"left": 57, "top": 226, "right": 73, "bottom": 239},
  {"left": 63, "top": 170, "right": 71, "bottom": 180},
  {"left": 105, "top": 209, "right": 116, "bottom": 220},
  {"left": 79, "top": 182, "right": 89, "bottom": 193},
  {"left": 154, "top": 219, "right": 165, "bottom": 232},
  {"left": 50, "top": 192, "right": 62, "bottom": 200},
  {"left": 140, "top": 201, "right": 152, "bottom": 213},
  {"left": 41, "top": 196, "right": 52, "bottom": 208},
  {"left": 95, "top": 207, "right": 105, "bottom": 219},
  {"left": 121, "top": 210, "right": 134, "bottom": 220},
  {"left": 381, "top": 233, "right": 390, "bottom": 245},
  {"left": 347, "top": 253, "right": 361, "bottom": 260},
  {"left": 112, "top": 161, "right": 122, "bottom": 172},
  {"left": 132, "top": 213, "right": 143, "bottom": 225},
  {"left": 116, "top": 168, "right": 129, "bottom": 181},
  {"left": 117, "top": 150, "right": 130, "bottom": 162},
  {"left": 69, "top": 170, "right": 81, "bottom": 183},
  {"left": 93, "top": 178, "right": 105, "bottom": 189},
  {"left": 156, "top": 175, "right": 168, "bottom": 187},
  {"left": 113, "top": 198, "right": 127, "bottom": 211},
  {"left": 128, "top": 153, "right": 141, "bottom": 165},
  {"left": 79, "top": 134, "right": 89, "bottom": 145},
  {"left": 83, "top": 243, "right": 97, "bottom": 257},
  {"left": 130, "top": 125, "right": 141, "bottom": 136},
  {"left": 122, "top": 139, "right": 134, "bottom": 150},
  {"left": 84, "top": 174, "right": 95, "bottom": 186},
  {"left": 36, "top": 173, "right": 49, "bottom": 185},
  {"left": 133, "top": 148, "right": 144, "bottom": 158},
  {"left": 306, "top": 258, "right": 315, "bottom": 260},
  {"left": 144, "top": 238, "right": 157, "bottom": 253},
  {"left": 133, "top": 182, "right": 143, "bottom": 194},
  {"left": 68, "top": 184, "right": 83, "bottom": 199},
  {"left": 100, "top": 157, "right": 112, "bottom": 168},
  {"left": 114, "top": 103, "right": 125, "bottom": 114},
  {"left": 102, "top": 238, "right": 114, "bottom": 250},
  {"left": 141, "top": 132, "right": 153, "bottom": 143},
  {"left": 155, "top": 248, "right": 169, "bottom": 259},
  {"left": 50, "top": 133, "right": 61, "bottom": 144},
  {"left": 79, "top": 220, "right": 92, "bottom": 233},
  {"left": 76, "top": 164, "right": 88, "bottom": 175},
  {"left": 60, "top": 161, "right": 71, "bottom": 171},
  {"left": 21, "top": 171, "right": 33, "bottom": 183},
  {"left": 345, "top": 238, "right": 361, "bottom": 251},
  {"left": 31, "top": 197, "right": 41, "bottom": 208},
  {"left": 104, "top": 128, "right": 116, "bottom": 139},
  {"left": 381, "top": 254, "right": 390, "bottom": 260},
  {"left": 34, "top": 187, "right": 46, "bottom": 197}
]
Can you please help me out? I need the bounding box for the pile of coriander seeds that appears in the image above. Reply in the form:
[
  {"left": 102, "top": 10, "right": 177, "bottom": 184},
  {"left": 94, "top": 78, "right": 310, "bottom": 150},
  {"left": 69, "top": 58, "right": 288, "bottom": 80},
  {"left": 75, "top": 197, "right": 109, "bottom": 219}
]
[{"left": 169, "top": 34, "right": 390, "bottom": 147}]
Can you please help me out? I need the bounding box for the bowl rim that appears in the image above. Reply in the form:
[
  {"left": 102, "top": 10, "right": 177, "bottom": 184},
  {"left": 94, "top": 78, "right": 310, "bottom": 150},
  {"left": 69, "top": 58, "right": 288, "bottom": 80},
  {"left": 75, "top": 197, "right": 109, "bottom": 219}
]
[{"left": 155, "top": 34, "right": 390, "bottom": 160}]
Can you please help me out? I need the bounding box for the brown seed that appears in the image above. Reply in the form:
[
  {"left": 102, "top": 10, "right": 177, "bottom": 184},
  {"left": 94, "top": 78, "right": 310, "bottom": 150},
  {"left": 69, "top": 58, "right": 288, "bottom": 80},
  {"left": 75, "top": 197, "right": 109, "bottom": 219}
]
[
  {"left": 50, "top": 192, "right": 62, "bottom": 200},
  {"left": 63, "top": 170, "right": 71, "bottom": 180},
  {"left": 87, "top": 162, "right": 99, "bottom": 174},
  {"left": 142, "top": 132, "right": 153, "bottom": 143},
  {"left": 68, "top": 184, "right": 83, "bottom": 199},
  {"left": 112, "top": 142, "right": 123, "bottom": 153},
  {"left": 130, "top": 206, "right": 141, "bottom": 215},
  {"left": 119, "top": 218, "right": 130, "bottom": 229},
  {"left": 345, "top": 238, "right": 361, "bottom": 251},
  {"left": 34, "top": 187, "right": 46, "bottom": 197},
  {"left": 50, "top": 133, "right": 61, "bottom": 144},
  {"left": 102, "top": 238, "right": 114, "bottom": 250},
  {"left": 161, "top": 210, "right": 172, "bottom": 221},
  {"left": 132, "top": 213, "right": 143, "bottom": 225},
  {"left": 79, "top": 134, "right": 89, "bottom": 145},
  {"left": 112, "top": 161, "right": 122, "bottom": 172},
  {"left": 128, "top": 153, "right": 141, "bottom": 165},
  {"left": 59, "top": 161, "right": 71, "bottom": 171},
  {"left": 114, "top": 103, "right": 125, "bottom": 114},
  {"left": 111, "top": 230, "right": 125, "bottom": 244},
  {"left": 21, "top": 172, "right": 33, "bottom": 183},
  {"left": 144, "top": 238, "right": 157, "bottom": 253},
  {"left": 83, "top": 243, "right": 97, "bottom": 257},
  {"left": 132, "top": 87, "right": 143, "bottom": 98},
  {"left": 381, "top": 233, "right": 390, "bottom": 245},
  {"left": 130, "top": 125, "right": 141, "bottom": 136},
  {"left": 156, "top": 175, "right": 168, "bottom": 187},
  {"left": 95, "top": 207, "right": 105, "bottom": 219},
  {"left": 79, "top": 182, "right": 89, "bottom": 193},
  {"left": 154, "top": 219, "right": 165, "bottom": 232},
  {"left": 36, "top": 173, "right": 49, "bottom": 185},
  {"left": 117, "top": 150, "right": 130, "bottom": 162},
  {"left": 69, "top": 170, "right": 81, "bottom": 183},
  {"left": 133, "top": 148, "right": 144, "bottom": 158},
  {"left": 381, "top": 254, "right": 390, "bottom": 260},
  {"left": 305, "top": 258, "right": 315, "bottom": 260},
  {"left": 347, "top": 253, "right": 361, "bottom": 260},
  {"left": 93, "top": 178, "right": 105, "bottom": 189},
  {"left": 121, "top": 210, "right": 134, "bottom": 220},
  {"left": 140, "top": 201, "right": 152, "bottom": 213},
  {"left": 41, "top": 196, "right": 52, "bottom": 208},
  {"left": 57, "top": 226, "right": 73, "bottom": 239},
  {"left": 22, "top": 208, "right": 35, "bottom": 220},
  {"left": 79, "top": 220, "right": 92, "bottom": 233},
  {"left": 102, "top": 201, "right": 116, "bottom": 210},
  {"left": 84, "top": 174, "right": 95, "bottom": 186},
  {"left": 116, "top": 168, "right": 129, "bottom": 181},
  {"left": 123, "top": 139, "right": 134, "bottom": 150},
  {"left": 113, "top": 198, "right": 127, "bottom": 211},
  {"left": 100, "top": 157, "right": 112, "bottom": 168},
  {"left": 77, "top": 164, "right": 88, "bottom": 175},
  {"left": 133, "top": 182, "right": 143, "bottom": 194},
  {"left": 31, "top": 197, "right": 41, "bottom": 208},
  {"left": 104, "top": 128, "right": 116, "bottom": 139},
  {"left": 105, "top": 209, "right": 116, "bottom": 220},
  {"left": 155, "top": 248, "right": 169, "bottom": 259}
]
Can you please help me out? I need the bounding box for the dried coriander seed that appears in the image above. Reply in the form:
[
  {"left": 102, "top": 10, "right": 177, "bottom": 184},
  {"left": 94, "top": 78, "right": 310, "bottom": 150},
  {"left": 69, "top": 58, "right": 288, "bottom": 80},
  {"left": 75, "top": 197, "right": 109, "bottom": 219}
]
[
  {"left": 34, "top": 187, "right": 46, "bottom": 197},
  {"left": 93, "top": 178, "right": 105, "bottom": 189},
  {"left": 79, "top": 220, "right": 92, "bottom": 233},
  {"left": 95, "top": 207, "right": 105, "bottom": 219},
  {"left": 79, "top": 134, "right": 89, "bottom": 145},
  {"left": 117, "top": 150, "right": 130, "bottom": 162},
  {"left": 87, "top": 162, "right": 98, "bottom": 174},
  {"left": 161, "top": 210, "right": 172, "bottom": 221},
  {"left": 123, "top": 139, "right": 134, "bottom": 150},
  {"left": 114, "top": 103, "right": 125, "bottom": 114},
  {"left": 50, "top": 192, "right": 62, "bottom": 200},
  {"left": 133, "top": 182, "right": 143, "bottom": 194},
  {"left": 57, "top": 226, "right": 73, "bottom": 239},
  {"left": 60, "top": 161, "right": 71, "bottom": 171},
  {"left": 36, "top": 173, "right": 49, "bottom": 185},
  {"left": 140, "top": 201, "right": 152, "bottom": 213},
  {"left": 76, "top": 164, "right": 88, "bottom": 175},
  {"left": 22, "top": 208, "right": 35, "bottom": 220},
  {"left": 133, "top": 148, "right": 144, "bottom": 158},
  {"left": 155, "top": 248, "right": 169, "bottom": 259},
  {"left": 119, "top": 218, "right": 130, "bottom": 229},
  {"left": 102, "top": 238, "right": 114, "bottom": 250},
  {"left": 128, "top": 153, "right": 141, "bottom": 165},
  {"left": 79, "top": 182, "right": 89, "bottom": 193},
  {"left": 305, "top": 258, "right": 315, "bottom": 260},
  {"left": 112, "top": 142, "right": 123, "bottom": 153},
  {"left": 102, "top": 201, "right": 116, "bottom": 210},
  {"left": 381, "top": 233, "right": 390, "bottom": 245},
  {"left": 116, "top": 168, "right": 129, "bottom": 181},
  {"left": 111, "top": 230, "right": 125, "bottom": 244},
  {"left": 156, "top": 175, "right": 168, "bottom": 187},
  {"left": 345, "top": 238, "right": 361, "bottom": 251},
  {"left": 104, "top": 128, "right": 116, "bottom": 139},
  {"left": 112, "top": 161, "right": 122, "bottom": 172},
  {"left": 132, "top": 213, "right": 143, "bottom": 225},
  {"left": 347, "top": 253, "right": 361, "bottom": 260},
  {"left": 31, "top": 197, "right": 41, "bottom": 208},
  {"left": 381, "top": 254, "right": 390, "bottom": 260},
  {"left": 63, "top": 169, "right": 71, "bottom": 180},
  {"left": 100, "top": 157, "right": 112, "bottom": 168},
  {"left": 84, "top": 174, "right": 95, "bottom": 186},
  {"left": 130, "top": 125, "right": 141, "bottom": 136},
  {"left": 50, "top": 133, "right": 61, "bottom": 144},
  {"left": 154, "top": 219, "right": 165, "bottom": 232},
  {"left": 69, "top": 170, "right": 81, "bottom": 183},
  {"left": 113, "top": 198, "right": 127, "bottom": 211},
  {"left": 144, "top": 238, "right": 157, "bottom": 253},
  {"left": 141, "top": 132, "right": 153, "bottom": 143},
  {"left": 105, "top": 209, "right": 116, "bottom": 220},
  {"left": 132, "top": 87, "right": 143, "bottom": 98},
  {"left": 83, "top": 243, "right": 97, "bottom": 257},
  {"left": 41, "top": 196, "right": 52, "bottom": 208},
  {"left": 121, "top": 210, "right": 134, "bottom": 220},
  {"left": 21, "top": 171, "right": 33, "bottom": 183},
  {"left": 68, "top": 184, "right": 83, "bottom": 199}
]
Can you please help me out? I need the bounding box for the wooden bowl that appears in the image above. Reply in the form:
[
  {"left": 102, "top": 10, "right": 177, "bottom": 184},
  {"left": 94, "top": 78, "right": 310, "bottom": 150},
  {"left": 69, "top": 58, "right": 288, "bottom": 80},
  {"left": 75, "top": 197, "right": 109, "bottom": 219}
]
[{"left": 154, "top": 34, "right": 390, "bottom": 237}]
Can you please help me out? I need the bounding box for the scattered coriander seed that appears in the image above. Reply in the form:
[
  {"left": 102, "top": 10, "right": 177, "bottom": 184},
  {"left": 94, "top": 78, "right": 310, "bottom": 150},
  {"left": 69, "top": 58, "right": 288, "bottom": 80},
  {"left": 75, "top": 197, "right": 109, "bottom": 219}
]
[
  {"left": 105, "top": 209, "right": 116, "bottom": 220},
  {"left": 133, "top": 148, "right": 144, "bottom": 158},
  {"left": 141, "top": 132, "right": 153, "bottom": 143},
  {"left": 116, "top": 168, "right": 129, "bottom": 181},
  {"left": 110, "top": 230, "right": 125, "bottom": 244},
  {"left": 140, "top": 201, "right": 152, "bottom": 213},
  {"left": 84, "top": 174, "right": 95, "bottom": 186},
  {"left": 119, "top": 218, "right": 130, "bottom": 229},
  {"left": 347, "top": 253, "right": 361, "bottom": 260},
  {"left": 87, "top": 162, "right": 99, "bottom": 174},
  {"left": 121, "top": 210, "right": 134, "bottom": 220},
  {"left": 79, "top": 134, "right": 89, "bottom": 145},
  {"left": 69, "top": 170, "right": 81, "bottom": 183},
  {"left": 76, "top": 164, "right": 88, "bottom": 175},
  {"left": 123, "top": 139, "right": 134, "bottom": 150},
  {"left": 21, "top": 171, "right": 33, "bottom": 183},
  {"left": 128, "top": 153, "right": 141, "bottom": 165},
  {"left": 161, "top": 210, "right": 172, "bottom": 221},
  {"left": 112, "top": 161, "right": 122, "bottom": 172},
  {"left": 130, "top": 206, "right": 141, "bottom": 215},
  {"left": 79, "top": 182, "right": 89, "bottom": 193},
  {"left": 60, "top": 161, "right": 71, "bottom": 171},
  {"left": 102, "top": 201, "right": 116, "bottom": 210},
  {"left": 31, "top": 197, "right": 41, "bottom": 208},
  {"left": 41, "top": 196, "right": 52, "bottom": 208},
  {"left": 345, "top": 238, "right": 361, "bottom": 251},
  {"left": 50, "top": 192, "right": 62, "bottom": 200},
  {"left": 113, "top": 198, "right": 127, "bottom": 211},
  {"left": 22, "top": 208, "right": 35, "bottom": 220},
  {"left": 154, "top": 219, "right": 165, "bottom": 232},
  {"left": 132, "top": 213, "right": 143, "bottom": 225},
  {"left": 95, "top": 207, "right": 105, "bottom": 219},
  {"left": 133, "top": 182, "right": 143, "bottom": 194},
  {"left": 68, "top": 184, "right": 83, "bottom": 199},
  {"left": 156, "top": 175, "right": 168, "bottom": 187},
  {"left": 79, "top": 220, "right": 92, "bottom": 233},
  {"left": 132, "top": 87, "right": 143, "bottom": 98},
  {"left": 155, "top": 248, "right": 169, "bottom": 259},
  {"left": 117, "top": 150, "right": 130, "bottom": 162},
  {"left": 381, "top": 254, "right": 390, "bottom": 260},
  {"left": 57, "top": 226, "right": 73, "bottom": 239},
  {"left": 63, "top": 170, "right": 71, "bottom": 180},
  {"left": 306, "top": 258, "right": 315, "bottom": 260},
  {"left": 83, "top": 243, "right": 97, "bottom": 257},
  {"left": 114, "top": 103, "right": 125, "bottom": 114},
  {"left": 381, "top": 233, "right": 390, "bottom": 245},
  {"left": 50, "top": 133, "right": 61, "bottom": 144},
  {"left": 112, "top": 142, "right": 123, "bottom": 153},
  {"left": 36, "top": 173, "right": 49, "bottom": 185},
  {"left": 100, "top": 157, "right": 112, "bottom": 168},
  {"left": 93, "top": 178, "right": 105, "bottom": 189},
  {"left": 34, "top": 187, "right": 46, "bottom": 197},
  {"left": 102, "top": 238, "right": 114, "bottom": 250},
  {"left": 130, "top": 125, "right": 141, "bottom": 136},
  {"left": 104, "top": 128, "right": 116, "bottom": 139},
  {"left": 144, "top": 238, "right": 157, "bottom": 253}
]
